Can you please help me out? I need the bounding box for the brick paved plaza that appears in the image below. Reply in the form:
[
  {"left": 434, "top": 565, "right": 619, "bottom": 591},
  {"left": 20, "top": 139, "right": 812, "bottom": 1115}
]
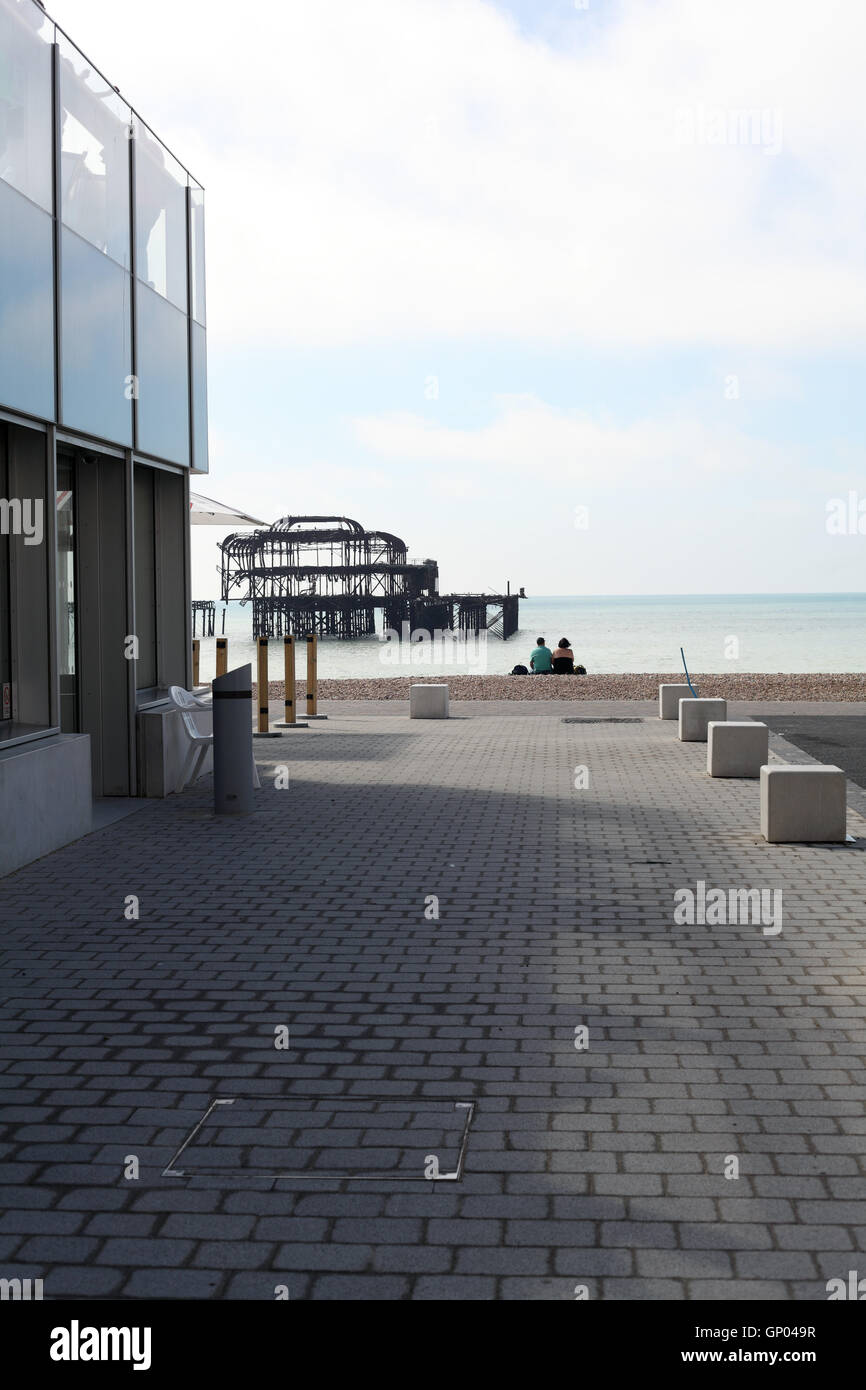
[{"left": 1, "top": 700, "right": 865, "bottom": 1301}]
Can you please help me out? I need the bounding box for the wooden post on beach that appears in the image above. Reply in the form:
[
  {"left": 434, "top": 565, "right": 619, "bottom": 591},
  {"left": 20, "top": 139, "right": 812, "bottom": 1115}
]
[
  {"left": 306, "top": 633, "right": 317, "bottom": 717},
  {"left": 256, "top": 637, "right": 269, "bottom": 733},
  {"left": 284, "top": 635, "right": 296, "bottom": 722},
  {"left": 215, "top": 637, "right": 228, "bottom": 678},
  {"left": 192, "top": 639, "right": 200, "bottom": 687},
  {"left": 274, "top": 635, "right": 308, "bottom": 728}
]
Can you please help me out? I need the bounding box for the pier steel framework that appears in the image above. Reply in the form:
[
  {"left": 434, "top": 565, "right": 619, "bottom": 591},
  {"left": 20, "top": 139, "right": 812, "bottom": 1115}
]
[
  {"left": 219, "top": 516, "right": 520, "bottom": 639},
  {"left": 191, "top": 600, "right": 215, "bottom": 637}
]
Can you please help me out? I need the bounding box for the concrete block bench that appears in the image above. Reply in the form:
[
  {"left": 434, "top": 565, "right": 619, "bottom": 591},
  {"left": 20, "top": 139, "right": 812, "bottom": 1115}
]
[
  {"left": 0, "top": 733, "right": 91, "bottom": 876},
  {"left": 707, "top": 721, "right": 768, "bottom": 777},
  {"left": 679, "top": 697, "right": 726, "bottom": 742},
  {"left": 760, "top": 764, "right": 846, "bottom": 843},
  {"left": 659, "top": 683, "right": 699, "bottom": 719},
  {"left": 410, "top": 684, "right": 449, "bottom": 719}
]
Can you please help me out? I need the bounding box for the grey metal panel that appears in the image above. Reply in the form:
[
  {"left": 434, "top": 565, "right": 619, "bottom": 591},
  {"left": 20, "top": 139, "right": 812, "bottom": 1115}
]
[
  {"left": 46, "top": 424, "right": 59, "bottom": 729},
  {"left": 133, "top": 464, "right": 157, "bottom": 689},
  {"left": 0, "top": 408, "right": 47, "bottom": 432},
  {"left": 154, "top": 466, "right": 186, "bottom": 689},
  {"left": 129, "top": 127, "right": 138, "bottom": 454},
  {"left": 56, "top": 430, "right": 125, "bottom": 457},
  {"left": 182, "top": 468, "right": 192, "bottom": 688},
  {"left": 0, "top": 725, "right": 61, "bottom": 750},
  {"left": 7, "top": 423, "right": 51, "bottom": 728},
  {"left": 77, "top": 452, "right": 130, "bottom": 795},
  {"left": 131, "top": 454, "right": 185, "bottom": 474},
  {"left": 124, "top": 449, "right": 137, "bottom": 793},
  {"left": 75, "top": 453, "right": 101, "bottom": 791}
]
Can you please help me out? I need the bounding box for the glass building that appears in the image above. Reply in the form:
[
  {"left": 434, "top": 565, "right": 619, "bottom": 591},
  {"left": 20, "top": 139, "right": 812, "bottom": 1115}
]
[{"left": 0, "top": 0, "right": 208, "bottom": 834}]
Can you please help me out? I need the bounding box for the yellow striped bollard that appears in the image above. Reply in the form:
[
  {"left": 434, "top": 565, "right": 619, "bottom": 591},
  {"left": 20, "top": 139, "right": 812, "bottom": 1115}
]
[
  {"left": 253, "top": 636, "right": 282, "bottom": 738},
  {"left": 257, "top": 637, "right": 269, "bottom": 733},
  {"left": 305, "top": 634, "right": 328, "bottom": 720},
  {"left": 275, "top": 634, "right": 308, "bottom": 729}
]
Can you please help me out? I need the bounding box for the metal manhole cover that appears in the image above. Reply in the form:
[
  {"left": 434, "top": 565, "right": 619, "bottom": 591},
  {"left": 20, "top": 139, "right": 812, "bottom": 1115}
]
[
  {"left": 562, "top": 717, "right": 644, "bottom": 724},
  {"left": 163, "top": 1096, "right": 475, "bottom": 1182}
]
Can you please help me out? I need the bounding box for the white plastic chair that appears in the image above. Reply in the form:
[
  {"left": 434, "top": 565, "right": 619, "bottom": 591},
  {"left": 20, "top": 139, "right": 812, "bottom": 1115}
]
[
  {"left": 169, "top": 684, "right": 212, "bottom": 711},
  {"left": 168, "top": 686, "right": 260, "bottom": 794},
  {"left": 174, "top": 708, "right": 213, "bottom": 794}
]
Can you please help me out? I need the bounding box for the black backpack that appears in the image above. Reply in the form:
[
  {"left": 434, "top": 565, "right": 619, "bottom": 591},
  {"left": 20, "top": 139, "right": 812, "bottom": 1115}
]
[{"left": 511, "top": 664, "right": 529, "bottom": 675}]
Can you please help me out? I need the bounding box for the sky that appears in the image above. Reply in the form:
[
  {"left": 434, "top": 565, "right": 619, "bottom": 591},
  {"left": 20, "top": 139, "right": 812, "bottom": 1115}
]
[{"left": 52, "top": 0, "right": 866, "bottom": 597}]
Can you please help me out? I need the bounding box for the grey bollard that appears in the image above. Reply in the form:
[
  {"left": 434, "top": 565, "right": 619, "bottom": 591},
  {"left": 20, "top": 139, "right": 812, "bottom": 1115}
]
[{"left": 213, "top": 664, "right": 256, "bottom": 815}]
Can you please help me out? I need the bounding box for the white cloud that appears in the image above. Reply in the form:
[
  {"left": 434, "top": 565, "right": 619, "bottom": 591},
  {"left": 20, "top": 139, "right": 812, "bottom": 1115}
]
[
  {"left": 54, "top": 0, "right": 866, "bottom": 354},
  {"left": 352, "top": 394, "right": 792, "bottom": 489}
]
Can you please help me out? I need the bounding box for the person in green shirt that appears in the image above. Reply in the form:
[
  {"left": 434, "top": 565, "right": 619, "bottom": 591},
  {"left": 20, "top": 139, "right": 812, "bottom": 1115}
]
[{"left": 530, "top": 638, "right": 553, "bottom": 673}]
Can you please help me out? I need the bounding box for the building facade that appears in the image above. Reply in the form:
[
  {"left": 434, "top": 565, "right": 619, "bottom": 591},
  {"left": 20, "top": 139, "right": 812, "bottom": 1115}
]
[{"left": 0, "top": 0, "right": 208, "bottom": 861}]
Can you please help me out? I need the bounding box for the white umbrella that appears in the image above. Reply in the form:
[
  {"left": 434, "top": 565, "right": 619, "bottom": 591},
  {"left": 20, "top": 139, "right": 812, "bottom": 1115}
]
[{"left": 189, "top": 492, "right": 265, "bottom": 527}]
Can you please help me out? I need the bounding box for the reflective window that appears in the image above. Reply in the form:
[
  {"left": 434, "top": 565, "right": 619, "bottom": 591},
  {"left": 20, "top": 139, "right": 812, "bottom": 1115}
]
[
  {"left": 191, "top": 320, "right": 208, "bottom": 473},
  {"left": 0, "top": 0, "right": 54, "bottom": 211},
  {"left": 135, "top": 280, "right": 189, "bottom": 465},
  {"left": 190, "top": 184, "right": 206, "bottom": 325},
  {"left": 0, "top": 178, "right": 55, "bottom": 418},
  {"left": 61, "top": 227, "right": 133, "bottom": 444},
  {"left": 135, "top": 123, "right": 187, "bottom": 310},
  {"left": 59, "top": 32, "right": 131, "bottom": 268}
]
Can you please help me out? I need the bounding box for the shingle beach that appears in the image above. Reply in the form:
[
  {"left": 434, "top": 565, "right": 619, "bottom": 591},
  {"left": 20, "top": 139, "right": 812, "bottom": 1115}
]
[{"left": 256, "top": 672, "right": 866, "bottom": 701}]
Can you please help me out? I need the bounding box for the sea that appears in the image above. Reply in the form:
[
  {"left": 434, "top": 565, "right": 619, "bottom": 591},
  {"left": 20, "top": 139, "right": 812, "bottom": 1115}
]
[{"left": 192, "top": 594, "right": 866, "bottom": 683}]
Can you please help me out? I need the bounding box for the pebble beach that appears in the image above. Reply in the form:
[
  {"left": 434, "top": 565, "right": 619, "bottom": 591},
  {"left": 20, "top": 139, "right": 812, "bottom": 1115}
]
[{"left": 256, "top": 672, "right": 866, "bottom": 702}]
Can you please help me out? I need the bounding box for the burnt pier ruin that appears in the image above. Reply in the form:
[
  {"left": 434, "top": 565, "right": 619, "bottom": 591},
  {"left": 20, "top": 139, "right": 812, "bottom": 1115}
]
[{"left": 218, "top": 515, "right": 521, "bottom": 640}]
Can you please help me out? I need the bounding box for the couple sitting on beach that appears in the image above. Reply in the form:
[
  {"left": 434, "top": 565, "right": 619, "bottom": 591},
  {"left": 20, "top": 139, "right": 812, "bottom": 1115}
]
[{"left": 514, "top": 638, "right": 586, "bottom": 675}]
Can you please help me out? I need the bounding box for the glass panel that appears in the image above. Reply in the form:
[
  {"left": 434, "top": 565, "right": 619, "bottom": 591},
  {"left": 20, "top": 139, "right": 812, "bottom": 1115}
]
[
  {"left": 0, "top": 177, "right": 55, "bottom": 418},
  {"left": 59, "top": 32, "right": 131, "bottom": 268},
  {"left": 0, "top": 0, "right": 54, "bottom": 211},
  {"left": 135, "top": 279, "right": 189, "bottom": 464},
  {"left": 134, "top": 466, "right": 157, "bottom": 690},
  {"left": 190, "top": 184, "right": 205, "bottom": 325},
  {"left": 191, "top": 320, "right": 208, "bottom": 473},
  {"left": 135, "top": 122, "right": 187, "bottom": 310},
  {"left": 56, "top": 458, "right": 77, "bottom": 731},
  {"left": 61, "top": 227, "right": 133, "bottom": 444}
]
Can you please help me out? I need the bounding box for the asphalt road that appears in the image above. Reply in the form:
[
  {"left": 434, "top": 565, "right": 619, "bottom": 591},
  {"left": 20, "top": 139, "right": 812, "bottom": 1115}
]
[{"left": 762, "top": 715, "right": 866, "bottom": 790}]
